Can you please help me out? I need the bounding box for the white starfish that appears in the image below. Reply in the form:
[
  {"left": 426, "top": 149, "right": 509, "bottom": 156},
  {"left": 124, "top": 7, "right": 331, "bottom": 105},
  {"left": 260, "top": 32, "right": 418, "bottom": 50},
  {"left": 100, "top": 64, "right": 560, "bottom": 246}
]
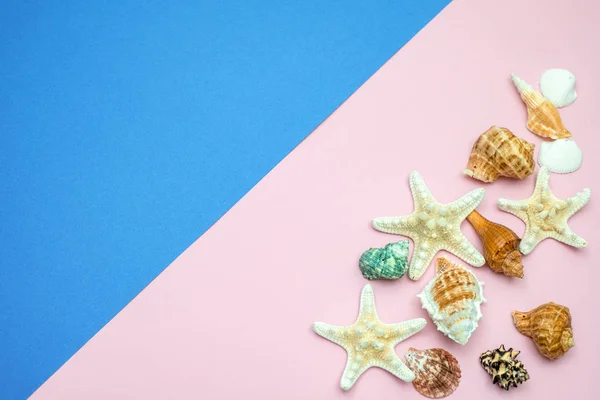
[
  {"left": 497, "top": 166, "right": 591, "bottom": 255},
  {"left": 372, "top": 171, "right": 485, "bottom": 280},
  {"left": 313, "top": 284, "right": 426, "bottom": 391}
]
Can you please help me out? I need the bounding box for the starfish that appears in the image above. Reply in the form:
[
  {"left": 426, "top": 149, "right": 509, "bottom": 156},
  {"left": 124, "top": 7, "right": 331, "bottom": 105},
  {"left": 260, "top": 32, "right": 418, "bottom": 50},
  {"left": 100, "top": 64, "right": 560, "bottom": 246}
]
[
  {"left": 372, "top": 171, "right": 486, "bottom": 280},
  {"left": 497, "top": 166, "right": 591, "bottom": 255},
  {"left": 313, "top": 284, "right": 426, "bottom": 391}
]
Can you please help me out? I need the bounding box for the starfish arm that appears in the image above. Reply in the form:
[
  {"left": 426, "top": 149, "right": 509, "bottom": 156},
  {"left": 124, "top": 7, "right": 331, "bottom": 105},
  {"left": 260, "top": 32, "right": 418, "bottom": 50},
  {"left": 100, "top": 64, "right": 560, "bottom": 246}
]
[
  {"left": 358, "top": 284, "right": 379, "bottom": 319},
  {"left": 409, "top": 171, "right": 434, "bottom": 205},
  {"left": 407, "top": 240, "right": 438, "bottom": 280},
  {"left": 552, "top": 226, "right": 588, "bottom": 249},
  {"left": 339, "top": 355, "right": 370, "bottom": 391},
  {"left": 387, "top": 318, "right": 427, "bottom": 345},
  {"left": 564, "top": 188, "right": 591, "bottom": 218},
  {"left": 497, "top": 198, "right": 528, "bottom": 221},
  {"left": 533, "top": 166, "right": 551, "bottom": 197},
  {"left": 379, "top": 355, "right": 416, "bottom": 383},
  {"left": 312, "top": 322, "right": 355, "bottom": 349},
  {"left": 372, "top": 214, "right": 415, "bottom": 237},
  {"left": 444, "top": 231, "right": 485, "bottom": 267},
  {"left": 518, "top": 227, "right": 548, "bottom": 255},
  {"left": 449, "top": 188, "right": 486, "bottom": 220}
]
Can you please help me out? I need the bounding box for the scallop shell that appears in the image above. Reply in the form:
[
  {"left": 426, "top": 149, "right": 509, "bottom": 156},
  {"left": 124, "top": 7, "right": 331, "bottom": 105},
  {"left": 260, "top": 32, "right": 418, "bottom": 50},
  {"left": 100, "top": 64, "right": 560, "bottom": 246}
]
[
  {"left": 466, "top": 210, "right": 524, "bottom": 278},
  {"left": 511, "top": 73, "right": 572, "bottom": 139},
  {"left": 540, "top": 68, "right": 577, "bottom": 108},
  {"left": 358, "top": 240, "right": 409, "bottom": 280},
  {"left": 463, "top": 126, "right": 535, "bottom": 183},
  {"left": 538, "top": 137, "right": 583, "bottom": 174},
  {"left": 404, "top": 348, "right": 461, "bottom": 399},
  {"left": 512, "top": 302, "right": 574, "bottom": 360},
  {"left": 417, "top": 257, "right": 486, "bottom": 345}
]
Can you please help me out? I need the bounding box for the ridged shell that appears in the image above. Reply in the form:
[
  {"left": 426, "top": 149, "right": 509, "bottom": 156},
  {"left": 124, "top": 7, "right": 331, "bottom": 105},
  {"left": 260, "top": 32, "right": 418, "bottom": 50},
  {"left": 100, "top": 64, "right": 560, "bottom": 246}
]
[
  {"left": 404, "top": 348, "right": 461, "bottom": 399},
  {"left": 480, "top": 345, "right": 530, "bottom": 390},
  {"left": 538, "top": 137, "right": 583, "bottom": 174},
  {"left": 358, "top": 240, "right": 409, "bottom": 280},
  {"left": 540, "top": 69, "right": 577, "bottom": 108},
  {"left": 417, "top": 257, "right": 486, "bottom": 345},
  {"left": 511, "top": 73, "right": 572, "bottom": 139},
  {"left": 463, "top": 126, "right": 535, "bottom": 183},
  {"left": 512, "top": 302, "right": 574, "bottom": 360},
  {"left": 466, "top": 210, "right": 524, "bottom": 278}
]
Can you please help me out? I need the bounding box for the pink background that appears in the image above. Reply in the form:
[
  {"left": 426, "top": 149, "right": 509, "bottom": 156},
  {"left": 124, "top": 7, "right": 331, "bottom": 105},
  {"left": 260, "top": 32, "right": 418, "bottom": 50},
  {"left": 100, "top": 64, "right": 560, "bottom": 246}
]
[{"left": 30, "top": 0, "right": 600, "bottom": 398}]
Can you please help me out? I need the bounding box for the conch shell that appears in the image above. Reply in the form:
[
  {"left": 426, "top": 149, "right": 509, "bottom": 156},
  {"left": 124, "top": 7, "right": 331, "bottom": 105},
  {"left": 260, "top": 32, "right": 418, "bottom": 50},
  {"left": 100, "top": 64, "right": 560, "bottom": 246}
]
[
  {"left": 417, "top": 257, "right": 485, "bottom": 345},
  {"left": 512, "top": 302, "right": 574, "bottom": 360},
  {"left": 511, "top": 73, "right": 572, "bottom": 139},
  {"left": 404, "top": 348, "right": 461, "bottom": 399},
  {"left": 466, "top": 210, "right": 524, "bottom": 278},
  {"left": 463, "top": 126, "right": 535, "bottom": 183}
]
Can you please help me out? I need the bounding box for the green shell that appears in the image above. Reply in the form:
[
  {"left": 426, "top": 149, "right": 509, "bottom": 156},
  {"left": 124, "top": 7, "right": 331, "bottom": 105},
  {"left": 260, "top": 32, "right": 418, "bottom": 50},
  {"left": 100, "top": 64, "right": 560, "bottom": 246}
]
[{"left": 359, "top": 240, "right": 409, "bottom": 280}]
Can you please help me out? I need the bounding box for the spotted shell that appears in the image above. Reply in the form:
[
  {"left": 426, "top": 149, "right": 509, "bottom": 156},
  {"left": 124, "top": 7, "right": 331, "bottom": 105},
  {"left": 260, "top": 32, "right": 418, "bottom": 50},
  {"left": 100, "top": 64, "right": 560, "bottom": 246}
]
[
  {"left": 405, "top": 348, "right": 461, "bottom": 399},
  {"left": 466, "top": 210, "right": 524, "bottom": 278},
  {"left": 463, "top": 126, "right": 535, "bottom": 183},
  {"left": 417, "top": 257, "right": 486, "bottom": 345},
  {"left": 511, "top": 73, "right": 572, "bottom": 139},
  {"left": 512, "top": 302, "right": 574, "bottom": 360}
]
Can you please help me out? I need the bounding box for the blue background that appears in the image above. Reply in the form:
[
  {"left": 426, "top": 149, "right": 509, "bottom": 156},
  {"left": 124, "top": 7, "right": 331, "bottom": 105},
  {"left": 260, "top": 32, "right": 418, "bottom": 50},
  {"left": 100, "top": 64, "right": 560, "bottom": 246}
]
[{"left": 0, "top": 1, "right": 450, "bottom": 398}]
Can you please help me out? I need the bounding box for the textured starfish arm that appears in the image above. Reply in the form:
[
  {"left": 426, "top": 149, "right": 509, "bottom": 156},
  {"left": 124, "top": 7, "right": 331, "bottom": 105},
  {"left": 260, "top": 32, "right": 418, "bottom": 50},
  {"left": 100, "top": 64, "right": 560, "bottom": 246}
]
[
  {"left": 372, "top": 215, "right": 414, "bottom": 237},
  {"left": 450, "top": 188, "right": 486, "bottom": 220},
  {"left": 408, "top": 242, "right": 438, "bottom": 280},
  {"left": 533, "top": 166, "right": 551, "bottom": 196},
  {"left": 497, "top": 198, "right": 528, "bottom": 220},
  {"left": 358, "top": 283, "right": 377, "bottom": 317},
  {"left": 409, "top": 171, "right": 434, "bottom": 204},
  {"left": 339, "top": 355, "right": 370, "bottom": 391},
  {"left": 379, "top": 356, "right": 416, "bottom": 383},
  {"left": 313, "top": 322, "right": 354, "bottom": 348},
  {"left": 565, "top": 188, "right": 591, "bottom": 218},
  {"left": 388, "top": 318, "right": 427, "bottom": 344},
  {"left": 553, "top": 227, "right": 588, "bottom": 249},
  {"left": 518, "top": 229, "right": 548, "bottom": 255},
  {"left": 446, "top": 232, "right": 485, "bottom": 267}
]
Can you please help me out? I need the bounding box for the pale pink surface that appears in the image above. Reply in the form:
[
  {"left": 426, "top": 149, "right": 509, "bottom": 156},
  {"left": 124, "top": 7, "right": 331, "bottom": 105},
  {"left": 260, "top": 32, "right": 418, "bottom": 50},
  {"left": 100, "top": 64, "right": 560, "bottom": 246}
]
[{"left": 31, "top": 0, "right": 600, "bottom": 398}]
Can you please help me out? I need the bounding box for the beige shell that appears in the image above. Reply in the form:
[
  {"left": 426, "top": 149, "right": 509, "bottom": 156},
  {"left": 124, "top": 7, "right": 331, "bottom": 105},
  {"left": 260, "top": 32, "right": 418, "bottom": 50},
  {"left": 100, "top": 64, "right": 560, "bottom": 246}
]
[
  {"left": 417, "top": 257, "right": 485, "bottom": 345},
  {"left": 405, "top": 348, "right": 461, "bottom": 399},
  {"left": 463, "top": 126, "right": 535, "bottom": 183},
  {"left": 512, "top": 302, "right": 574, "bottom": 360},
  {"left": 511, "top": 74, "right": 572, "bottom": 139}
]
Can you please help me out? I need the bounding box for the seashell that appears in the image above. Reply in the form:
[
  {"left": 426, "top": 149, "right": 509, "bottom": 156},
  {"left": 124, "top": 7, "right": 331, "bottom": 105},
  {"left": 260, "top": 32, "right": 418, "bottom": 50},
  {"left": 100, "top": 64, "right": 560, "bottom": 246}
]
[
  {"left": 417, "top": 257, "right": 486, "bottom": 345},
  {"left": 512, "top": 302, "right": 574, "bottom": 360},
  {"left": 358, "top": 240, "right": 409, "bottom": 280},
  {"left": 538, "top": 137, "right": 583, "bottom": 174},
  {"left": 511, "top": 73, "right": 572, "bottom": 139},
  {"left": 404, "top": 348, "right": 461, "bottom": 399},
  {"left": 480, "top": 345, "right": 530, "bottom": 390},
  {"left": 463, "top": 126, "right": 535, "bottom": 183},
  {"left": 466, "top": 210, "right": 524, "bottom": 278},
  {"left": 540, "top": 68, "right": 577, "bottom": 108}
]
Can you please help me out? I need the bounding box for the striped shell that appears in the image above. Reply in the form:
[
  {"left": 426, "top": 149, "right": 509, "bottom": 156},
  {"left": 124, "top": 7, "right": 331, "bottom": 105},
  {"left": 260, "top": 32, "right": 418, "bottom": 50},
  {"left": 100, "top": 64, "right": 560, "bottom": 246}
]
[
  {"left": 405, "top": 348, "right": 461, "bottom": 399},
  {"left": 512, "top": 302, "right": 574, "bottom": 360},
  {"left": 463, "top": 126, "right": 535, "bottom": 183},
  {"left": 417, "top": 257, "right": 486, "bottom": 345},
  {"left": 511, "top": 73, "right": 572, "bottom": 139}
]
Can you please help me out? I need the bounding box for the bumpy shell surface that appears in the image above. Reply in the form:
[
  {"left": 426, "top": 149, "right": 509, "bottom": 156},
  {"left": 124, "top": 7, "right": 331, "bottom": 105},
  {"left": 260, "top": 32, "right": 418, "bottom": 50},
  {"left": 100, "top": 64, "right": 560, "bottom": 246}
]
[
  {"left": 540, "top": 68, "right": 577, "bottom": 108},
  {"left": 463, "top": 126, "right": 535, "bottom": 183},
  {"left": 417, "top": 257, "right": 486, "bottom": 345},
  {"left": 538, "top": 137, "right": 583, "bottom": 174},
  {"left": 359, "top": 240, "right": 409, "bottom": 280},
  {"left": 511, "top": 73, "right": 572, "bottom": 139},
  {"left": 404, "top": 348, "right": 461, "bottom": 399},
  {"left": 480, "top": 345, "right": 530, "bottom": 390},
  {"left": 512, "top": 302, "right": 574, "bottom": 360},
  {"left": 466, "top": 210, "right": 524, "bottom": 278}
]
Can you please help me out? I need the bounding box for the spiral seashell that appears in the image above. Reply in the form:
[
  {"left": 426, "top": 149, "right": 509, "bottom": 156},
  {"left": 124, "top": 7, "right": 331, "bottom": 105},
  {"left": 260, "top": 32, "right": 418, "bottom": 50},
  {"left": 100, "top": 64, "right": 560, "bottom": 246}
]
[
  {"left": 512, "top": 302, "right": 574, "bottom": 360},
  {"left": 511, "top": 73, "right": 572, "bottom": 139},
  {"left": 466, "top": 210, "right": 524, "bottom": 278},
  {"left": 480, "top": 345, "right": 530, "bottom": 390},
  {"left": 463, "top": 126, "right": 535, "bottom": 183},
  {"left": 358, "top": 240, "right": 409, "bottom": 280},
  {"left": 417, "top": 257, "right": 486, "bottom": 345},
  {"left": 404, "top": 348, "right": 461, "bottom": 399},
  {"left": 540, "top": 68, "right": 577, "bottom": 108}
]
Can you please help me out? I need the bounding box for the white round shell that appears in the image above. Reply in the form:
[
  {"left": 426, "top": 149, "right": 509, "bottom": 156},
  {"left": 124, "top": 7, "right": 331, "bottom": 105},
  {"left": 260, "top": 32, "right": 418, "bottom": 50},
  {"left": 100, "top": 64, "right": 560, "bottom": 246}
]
[
  {"left": 540, "top": 69, "right": 577, "bottom": 108},
  {"left": 538, "top": 138, "right": 583, "bottom": 174}
]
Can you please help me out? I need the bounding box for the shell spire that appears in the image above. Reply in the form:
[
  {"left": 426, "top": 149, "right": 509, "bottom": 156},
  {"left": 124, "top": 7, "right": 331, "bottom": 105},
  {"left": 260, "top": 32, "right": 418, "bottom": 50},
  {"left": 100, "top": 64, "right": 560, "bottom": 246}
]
[
  {"left": 466, "top": 210, "right": 524, "bottom": 278},
  {"left": 510, "top": 73, "right": 572, "bottom": 140},
  {"left": 512, "top": 302, "right": 574, "bottom": 360}
]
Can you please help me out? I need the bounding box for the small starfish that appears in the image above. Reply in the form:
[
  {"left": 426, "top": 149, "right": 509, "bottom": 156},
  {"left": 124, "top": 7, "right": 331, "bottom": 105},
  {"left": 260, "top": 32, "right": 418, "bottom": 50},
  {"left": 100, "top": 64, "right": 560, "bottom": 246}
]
[
  {"left": 313, "top": 284, "right": 426, "bottom": 391},
  {"left": 497, "top": 166, "right": 591, "bottom": 255},
  {"left": 372, "top": 171, "right": 485, "bottom": 280}
]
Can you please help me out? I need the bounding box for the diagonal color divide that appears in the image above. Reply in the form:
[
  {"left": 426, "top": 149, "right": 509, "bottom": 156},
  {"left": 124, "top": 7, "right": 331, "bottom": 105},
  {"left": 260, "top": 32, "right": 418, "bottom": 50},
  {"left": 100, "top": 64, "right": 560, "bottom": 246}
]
[
  {"left": 29, "top": 0, "right": 600, "bottom": 398},
  {"left": 0, "top": 1, "right": 453, "bottom": 398}
]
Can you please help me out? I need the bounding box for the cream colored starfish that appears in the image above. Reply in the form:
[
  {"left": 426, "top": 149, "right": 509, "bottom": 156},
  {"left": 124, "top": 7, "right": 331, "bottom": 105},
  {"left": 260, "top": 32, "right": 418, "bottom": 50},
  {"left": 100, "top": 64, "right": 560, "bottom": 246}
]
[
  {"left": 313, "top": 284, "right": 426, "bottom": 391},
  {"left": 372, "top": 171, "right": 485, "bottom": 280},
  {"left": 497, "top": 166, "right": 591, "bottom": 255}
]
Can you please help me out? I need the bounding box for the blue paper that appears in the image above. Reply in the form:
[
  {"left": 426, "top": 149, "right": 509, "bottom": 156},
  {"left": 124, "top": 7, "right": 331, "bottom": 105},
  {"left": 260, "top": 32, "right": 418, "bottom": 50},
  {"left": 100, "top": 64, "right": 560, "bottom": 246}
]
[{"left": 0, "top": 0, "right": 450, "bottom": 398}]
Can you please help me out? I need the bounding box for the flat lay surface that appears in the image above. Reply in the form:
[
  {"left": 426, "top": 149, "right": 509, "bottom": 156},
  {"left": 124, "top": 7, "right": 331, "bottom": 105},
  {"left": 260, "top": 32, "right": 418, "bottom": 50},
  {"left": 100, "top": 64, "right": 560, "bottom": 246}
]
[{"left": 29, "top": 0, "right": 600, "bottom": 398}]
